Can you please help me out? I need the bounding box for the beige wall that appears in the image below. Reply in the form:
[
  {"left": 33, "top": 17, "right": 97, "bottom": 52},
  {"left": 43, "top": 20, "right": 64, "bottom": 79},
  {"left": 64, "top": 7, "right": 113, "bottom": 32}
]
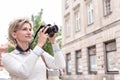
[{"left": 62, "top": 0, "right": 120, "bottom": 80}]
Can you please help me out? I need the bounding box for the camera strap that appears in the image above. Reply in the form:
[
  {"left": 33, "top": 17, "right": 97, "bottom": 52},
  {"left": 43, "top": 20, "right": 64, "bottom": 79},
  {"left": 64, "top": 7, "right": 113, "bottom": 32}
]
[{"left": 30, "top": 26, "right": 41, "bottom": 47}]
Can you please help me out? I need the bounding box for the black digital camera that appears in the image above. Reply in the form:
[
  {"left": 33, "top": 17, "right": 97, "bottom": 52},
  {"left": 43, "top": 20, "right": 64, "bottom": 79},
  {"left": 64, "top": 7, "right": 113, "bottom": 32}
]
[{"left": 40, "top": 24, "right": 58, "bottom": 37}]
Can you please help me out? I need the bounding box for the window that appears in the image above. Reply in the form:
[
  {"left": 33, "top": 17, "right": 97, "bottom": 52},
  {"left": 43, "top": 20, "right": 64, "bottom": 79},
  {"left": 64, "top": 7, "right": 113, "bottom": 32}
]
[
  {"left": 75, "top": 50, "right": 82, "bottom": 74},
  {"left": 65, "top": 19, "right": 70, "bottom": 37},
  {"left": 103, "top": 0, "right": 111, "bottom": 16},
  {"left": 105, "top": 40, "right": 119, "bottom": 74},
  {"left": 88, "top": 46, "right": 97, "bottom": 74},
  {"left": 75, "top": 11, "right": 81, "bottom": 32},
  {"left": 87, "top": 0, "right": 93, "bottom": 25},
  {"left": 65, "top": 0, "right": 69, "bottom": 9},
  {"left": 66, "top": 53, "right": 71, "bottom": 75}
]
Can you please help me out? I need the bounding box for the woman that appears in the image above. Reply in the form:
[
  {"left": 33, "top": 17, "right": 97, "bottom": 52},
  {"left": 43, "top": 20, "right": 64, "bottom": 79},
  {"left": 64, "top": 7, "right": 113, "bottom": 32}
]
[{"left": 2, "top": 18, "right": 65, "bottom": 80}]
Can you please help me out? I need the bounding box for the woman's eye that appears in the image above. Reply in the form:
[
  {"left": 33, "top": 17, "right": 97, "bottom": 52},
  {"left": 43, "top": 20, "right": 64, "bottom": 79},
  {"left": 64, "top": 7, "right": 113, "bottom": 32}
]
[
  {"left": 22, "top": 28, "right": 27, "bottom": 31},
  {"left": 29, "top": 28, "right": 32, "bottom": 31},
  {"left": 21, "top": 28, "right": 30, "bottom": 31}
]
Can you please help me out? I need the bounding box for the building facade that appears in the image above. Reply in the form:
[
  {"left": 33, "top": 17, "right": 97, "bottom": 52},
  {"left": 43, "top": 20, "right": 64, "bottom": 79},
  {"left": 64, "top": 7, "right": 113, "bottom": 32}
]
[{"left": 62, "top": 0, "right": 120, "bottom": 80}]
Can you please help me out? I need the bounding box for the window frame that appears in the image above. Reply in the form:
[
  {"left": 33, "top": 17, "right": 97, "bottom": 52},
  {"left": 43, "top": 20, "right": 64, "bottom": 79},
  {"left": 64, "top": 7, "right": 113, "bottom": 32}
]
[
  {"left": 86, "top": 0, "right": 94, "bottom": 25},
  {"left": 75, "top": 50, "right": 83, "bottom": 74},
  {"left": 65, "top": 18, "right": 70, "bottom": 37},
  {"left": 103, "top": 0, "right": 112, "bottom": 16},
  {"left": 88, "top": 46, "right": 97, "bottom": 74},
  {"left": 66, "top": 53, "right": 71, "bottom": 75},
  {"left": 104, "top": 40, "right": 119, "bottom": 74},
  {"left": 65, "top": 0, "right": 69, "bottom": 9},
  {"left": 74, "top": 10, "right": 81, "bottom": 32}
]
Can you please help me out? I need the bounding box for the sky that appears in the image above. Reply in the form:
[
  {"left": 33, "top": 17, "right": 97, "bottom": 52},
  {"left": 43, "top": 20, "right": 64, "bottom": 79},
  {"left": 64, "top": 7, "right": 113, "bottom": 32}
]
[{"left": 0, "top": 0, "right": 62, "bottom": 45}]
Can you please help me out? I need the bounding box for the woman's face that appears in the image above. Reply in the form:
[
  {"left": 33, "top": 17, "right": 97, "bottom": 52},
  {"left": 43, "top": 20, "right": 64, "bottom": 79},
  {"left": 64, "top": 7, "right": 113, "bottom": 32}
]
[{"left": 13, "top": 23, "right": 32, "bottom": 44}]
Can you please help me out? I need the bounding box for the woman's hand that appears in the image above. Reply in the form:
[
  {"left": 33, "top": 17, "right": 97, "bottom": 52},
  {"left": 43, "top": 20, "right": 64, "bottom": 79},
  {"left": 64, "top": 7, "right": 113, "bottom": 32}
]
[
  {"left": 38, "top": 27, "right": 49, "bottom": 47},
  {"left": 48, "top": 33, "right": 56, "bottom": 44}
]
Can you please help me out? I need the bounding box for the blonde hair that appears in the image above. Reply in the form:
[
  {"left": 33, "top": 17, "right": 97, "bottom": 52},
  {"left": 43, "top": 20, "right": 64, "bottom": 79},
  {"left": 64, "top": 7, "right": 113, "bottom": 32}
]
[{"left": 8, "top": 18, "right": 33, "bottom": 45}]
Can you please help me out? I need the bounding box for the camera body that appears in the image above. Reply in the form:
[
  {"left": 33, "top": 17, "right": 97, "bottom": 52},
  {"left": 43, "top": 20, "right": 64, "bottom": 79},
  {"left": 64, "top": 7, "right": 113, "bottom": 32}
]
[{"left": 40, "top": 24, "right": 58, "bottom": 37}]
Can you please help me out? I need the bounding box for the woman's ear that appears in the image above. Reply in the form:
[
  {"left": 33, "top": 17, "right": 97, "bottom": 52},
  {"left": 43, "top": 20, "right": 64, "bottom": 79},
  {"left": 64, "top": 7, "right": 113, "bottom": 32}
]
[{"left": 11, "top": 32, "right": 17, "bottom": 39}]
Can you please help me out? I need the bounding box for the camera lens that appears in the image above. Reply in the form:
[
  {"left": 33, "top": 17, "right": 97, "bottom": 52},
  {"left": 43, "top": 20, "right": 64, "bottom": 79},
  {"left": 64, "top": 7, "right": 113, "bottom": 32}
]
[{"left": 53, "top": 25, "right": 58, "bottom": 33}]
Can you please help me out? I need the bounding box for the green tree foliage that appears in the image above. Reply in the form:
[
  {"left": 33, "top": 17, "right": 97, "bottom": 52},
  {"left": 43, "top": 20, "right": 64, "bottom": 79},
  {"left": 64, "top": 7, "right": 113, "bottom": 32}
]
[{"left": 7, "top": 44, "right": 15, "bottom": 53}]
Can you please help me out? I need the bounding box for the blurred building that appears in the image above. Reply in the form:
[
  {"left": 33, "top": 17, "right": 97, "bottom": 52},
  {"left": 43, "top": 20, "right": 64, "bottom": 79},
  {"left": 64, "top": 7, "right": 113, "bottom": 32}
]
[{"left": 62, "top": 0, "right": 120, "bottom": 80}]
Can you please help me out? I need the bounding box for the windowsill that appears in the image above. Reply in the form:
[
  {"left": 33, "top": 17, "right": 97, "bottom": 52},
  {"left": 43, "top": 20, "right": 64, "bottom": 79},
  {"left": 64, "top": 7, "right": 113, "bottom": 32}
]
[
  {"left": 87, "top": 22, "right": 94, "bottom": 26},
  {"left": 75, "top": 29, "right": 81, "bottom": 33},
  {"left": 104, "top": 11, "right": 112, "bottom": 17},
  {"left": 66, "top": 35, "right": 70, "bottom": 38},
  {"left": 67, "top": 72, "right": 71, "bottom": 75},
  {"left": 76, "top": 72, "right": 83, "bottom": 75},
  {"left": 106, "top": 71, "right": 119, "bottom": 74},
  {"left": 89, "top": 71, "right": 97, "bottom": 75}
]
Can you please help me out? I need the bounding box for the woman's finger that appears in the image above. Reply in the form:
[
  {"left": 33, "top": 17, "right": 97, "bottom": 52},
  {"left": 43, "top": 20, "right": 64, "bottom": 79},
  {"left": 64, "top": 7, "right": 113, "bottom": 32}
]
[
  {"left": 43, "top": 27, "right": 49, "bottom": 34},
  {"left": 45, "top": 33, "right": 49, "bottom": 36},
  {"left": 39, "top": 27, "right": 44, "bottom": 32}
]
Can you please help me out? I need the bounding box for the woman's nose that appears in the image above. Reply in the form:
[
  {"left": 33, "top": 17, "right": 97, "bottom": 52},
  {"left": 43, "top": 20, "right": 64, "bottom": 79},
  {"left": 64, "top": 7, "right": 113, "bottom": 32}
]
[{"left": 27, "top": 29, "right": 32, "bottom": 34}]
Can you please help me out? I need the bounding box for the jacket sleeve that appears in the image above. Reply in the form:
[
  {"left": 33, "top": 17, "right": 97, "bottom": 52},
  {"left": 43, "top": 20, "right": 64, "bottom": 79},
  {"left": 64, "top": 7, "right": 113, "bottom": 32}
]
[
  {"left": 1, "top": 45, "right": 44, "bottom": 79},
  {"left": 42, "top": 43, "right": 65, "bottom": 69}
]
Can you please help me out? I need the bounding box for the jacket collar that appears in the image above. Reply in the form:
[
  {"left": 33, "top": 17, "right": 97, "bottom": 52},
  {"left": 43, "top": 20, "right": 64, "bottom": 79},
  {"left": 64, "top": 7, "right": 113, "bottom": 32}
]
[{"left": 11, "top": 49, "right": 26, "bottom": 55}]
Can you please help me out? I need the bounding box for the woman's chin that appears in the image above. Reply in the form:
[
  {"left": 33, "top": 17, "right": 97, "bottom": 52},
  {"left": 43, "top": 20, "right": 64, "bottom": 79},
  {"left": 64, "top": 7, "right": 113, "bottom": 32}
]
[
  {"left": 28, "top": 40, "right": 32, "bottom": 43},
  {"left": 25, "top": 39, "right": 32, "bottom": 43}
]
